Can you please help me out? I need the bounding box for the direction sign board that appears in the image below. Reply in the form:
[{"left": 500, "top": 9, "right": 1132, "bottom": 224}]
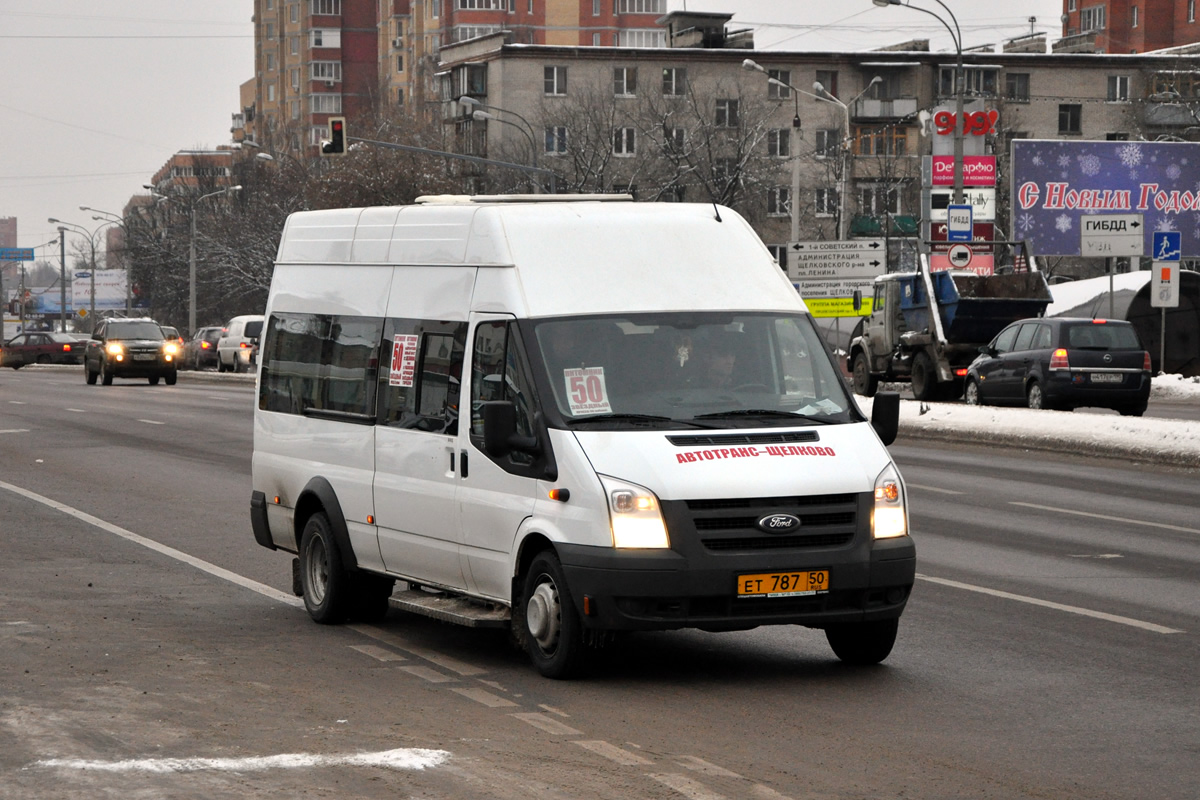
[
  {"left": 1151, "top": 262, "right": 1180, "bottom": 308},
  {"left": 946, "top": 205, "right": 973, "bottom": 242},
  {"left": 1080, "top": 214, "right": 1144, "bottom": 257},
  {"left": 0, "top": 247, "right": 35, "bottom": 261},
  {"left": 788, "top": 239, "right": 886, "bottom": 318}
]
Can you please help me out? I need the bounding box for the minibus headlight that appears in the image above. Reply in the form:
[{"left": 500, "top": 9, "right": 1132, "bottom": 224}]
[
  {"left": 872, "top": 463, "right": 908, "bottom": 540},
  {"left": 599, "top": 475, "right": 670, "bottom": 549}
]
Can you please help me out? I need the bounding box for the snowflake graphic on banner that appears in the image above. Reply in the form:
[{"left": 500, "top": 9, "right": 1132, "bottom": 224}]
[
  {"left": 1055, "top": 214, "right": 1073, "bottom": 233},
  {"left": 1167, "top": 163, "right": 1182, "bottom": 180},
  {"left": 1118, "top": 143, "right": 1143, "bottom": 168},
  {"left": 1017, "top": 213, "right": 1036, "bottom": 233},
  {"left": 1079, "top": 154, "right": 1102, "bottom": 176},
  {"left": 1057, "top": 155, "right": 1071, "bottom": 168},
  {"left": 1155, "top": 217, "right": 1177, "bottom": 233}
]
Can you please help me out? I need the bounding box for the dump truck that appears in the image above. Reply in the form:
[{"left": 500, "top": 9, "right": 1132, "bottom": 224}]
[{"left": 847, "top": 247, "right": 1052, "bottom": 401}]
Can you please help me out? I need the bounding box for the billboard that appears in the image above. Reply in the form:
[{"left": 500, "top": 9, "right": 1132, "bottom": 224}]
[
  {"left": 71, "top": 270, "right": 128, "bottom": 312},
  {"left": 1011, "top": 139, "right": 1200, "bottom": 257}
]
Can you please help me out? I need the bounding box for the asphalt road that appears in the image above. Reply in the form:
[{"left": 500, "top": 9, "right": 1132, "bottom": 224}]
[{"left": 1, "top": 368, "right": 1197, "bottom": 799}]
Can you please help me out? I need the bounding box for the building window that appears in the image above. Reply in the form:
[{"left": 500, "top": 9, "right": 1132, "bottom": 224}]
[
  {"left": 593, "top": 0, "right": 601, "bottom": 15},
  {"left": 1131, "top": 5, "right": 1139, "bottom": 27},
  {"left": 617, "top": 0, "right": 666, "bottom": 11},
  {"left": 1005, "top": 72, "right": 1030, "bottom": 102},
  {"left": 397, "top": 88, "right": 405, "bottom": 105},
  {"left": 290, "top": 4, "right": 299, "bottom": 23},
  {"left": 815, "top": 70, "right": 838, "bottom": 98},
  {"left": 267, "top": 82, "right": 276, "bottom": 102},
  {"left": 614, "top": 67, "right": 637, "bottom": 96},
  {"left": 291, "top": 36, "right": 299, "bottom": 55},
  {"left": 1058, "top": 103, "right": 1082, "bottom": 134},
  {"left": 616, "top": 29, "right": 665, "bottom": 47},
  {"left": 1068, "top": 0, "right": 1076, "bottom": 9},
  {"left": 1106, "top": 132, "right": 1129, "bottom": 140},
  {"left": 613, "top": 127, "right": 636, "bottom": 155},
  {"left": 1190, "top": 0, "right": 1196, "bottom": 22},
  {"left": 311, "top": 29, "right": 341, "bottom": 48},
  {"left": 290, "top": 100, "right": 301, "bottom": 120},
  {"left": 664, "top": 126, "right": 686, "bottom": 152},
  {"left": 767, "top": 69, "right": 792, "bottom": 99},
  {"left": 767, "top": 187, "right": 791, "bottom": 217},
  {"left": 544, "top": 126, "right": 567, "bottom": 154},
  {"left": 397, "top": 54, "right": 403, "bottom": 72},
  {"left": 593, "top": 33, "right": 601, "bottom": 45},
  {"left": 715, "top": 99, "right": 739, "bottom": 128},
  {"left": 291, "top": 68, "right": 300, "bottom": 90},
  {"left": 768, "top": 129, "right": 791, "bottom": 158},
  {"left": 1107, "top": 75, "right": 1129, "bottom": 101},
  {"left": 815, "top": 188, "right": 838, "bottom": 216},
  {"left": 815, "top": 129, "right": 839, "bottom": 158},
  {"left": 266, "top": 52, "right": 276, "bottom": 71},
  {"left": 544, "top": 66, "right": 567, "bottom": 96},
  {"left": 859, "top": 185, "right": 901, "bottom": 215},
  {"left": 312, "top": 93, "right": 342, "bottom": 113},
  {"left": 457, "top": 0, "right": 505, "bottom": 8},
  {"left": 454, "top": 25, "right": 501, "bottom": 41},
  {"left": 767, "top": 245, "right": 787, "bottom": 270},
  {"left": 310, "top": 0, "right": 342, "bottom": 13},
  {"left": 311, "top": 61, "right": 342, "bottom": 81},
  {"left": 266, "top": 22, "right": 276, "bottom": 39},
  {"left": 1081, "top": 5, "right": 1105, "bottom": 31},
  {"left": 853, "top": 126, "right": 907, "bottom": 156},
  {"left": 941, "top": 67, "right": 997, "bottom": 97},
  {"left": 662, "top": 67, "right": 686, "bottom": 96}
]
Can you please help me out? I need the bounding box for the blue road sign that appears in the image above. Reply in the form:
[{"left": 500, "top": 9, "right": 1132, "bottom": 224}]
[
  {"left": 1152, "top": 231, "right": 1181, "bottom": 261},
  {"left": 0, "top": 247, "right": 35, "bottom": 261}
]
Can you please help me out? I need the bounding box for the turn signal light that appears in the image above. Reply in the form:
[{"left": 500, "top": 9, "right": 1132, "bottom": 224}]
[
  {"left": 1049, "top": 348, "right": 1069, "bottom": 370},
  {"left": 1143, "top": 351, "right": 1152, "bottom": 372}
]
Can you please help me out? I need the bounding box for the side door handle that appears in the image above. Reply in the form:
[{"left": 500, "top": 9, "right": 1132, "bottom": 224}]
[{"left": 460, "top": 450, "right": 468, "bottom": 479}]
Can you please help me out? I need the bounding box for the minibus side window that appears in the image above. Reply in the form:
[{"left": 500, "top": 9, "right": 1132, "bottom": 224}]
[
  {"left": 259, "top": 312, "right": 383, "bottom": 417},
  {"left": 377, "top": 318, "right": 467, "bottom": 434},
  {"left": 470, "top": 321, "right": 537, "bottom": 467}
]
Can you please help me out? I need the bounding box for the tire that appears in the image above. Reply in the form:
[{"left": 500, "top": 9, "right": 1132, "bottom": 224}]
[
  {"left": 11, "top": 362, "right": 22, "bottom": 370},
  {"left": 85, "top": 362, "right": 97, "bottom": 385},
  {"left": 521, "top": 550, "right": 584, "bottom": 679},
  {"left": 910, "top": 352, "right": 937, "bottom": 402},
  {"left": 148, "top": 376, "right": 160, "bottom": 385},
  {"left": 851, "top": 351, "right": 879, "bottom": 397},
  {"left": 825, "top": 618, "right": 899, "bottom": 666},
  {"left": 36, "top": 354, "right": 50, "bottom": 364},
  {"left": 1026, "top": 381, "right": 1045, "bottom": 410},
  {"left": 350, "top": 575, "right": 395, "bottom": 623},
  {"left": 299, "top": 512, "right": 351, "bottom": 624},
  {"left": 964, "top": 377, "right": 982, "bottom": 406},
  {"left": 217, "top": 357, "right": 227, "bottom": 373},
  {"left": 165, "top": 370, "right": 177, "bottom": 386},
  {"left": 101, "top": 360, "right": 114, "bottom": 386},
  {"left": 1117, "top": 402, "right": 1146, "bottom": 417}
]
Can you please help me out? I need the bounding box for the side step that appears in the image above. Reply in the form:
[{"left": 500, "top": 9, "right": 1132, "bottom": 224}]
[{"left": 388, "top": 588, "right": 511, "bottom": 629}]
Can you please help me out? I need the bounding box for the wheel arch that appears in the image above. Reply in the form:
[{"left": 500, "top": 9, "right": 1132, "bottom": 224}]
[
  {"left": 294, "top": 477, "right": 359, "bottom": 572},
  {"left": 510, "top": 531, "right": 555, "bottom": 605}
]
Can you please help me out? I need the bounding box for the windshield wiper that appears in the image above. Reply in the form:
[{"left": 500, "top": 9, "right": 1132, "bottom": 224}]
[{"left": 692, "top": 409, "right": 836, "bottom": 423}]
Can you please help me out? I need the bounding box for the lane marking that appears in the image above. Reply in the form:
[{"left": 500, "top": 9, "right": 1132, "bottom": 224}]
[
  {"left": 650, "top": 773, "right": 728, "bottom": 800},
  {"left": 677, "top": 755, "right": 743, "bottom": 779},
  {"left": 399, "top": 665, "right": 455, "bottom": 684},
  {"left": 510, "top": 712, "right": 583, "bottom": 736},
  {"left": 350, "top": 625, "right": 485, "bottom": 676},
  {"left": 908, "top": 483, "right": 966, "bottom": 495},
  {"left": 1010, "top": 501, "right": 1200, "bottom": 535},
  {"left": 350, "top": 644, "right": 407, "bottom": 662},
  {"left": 539, "top": 704, "right": 570, "bottom": 717},
  {"left": 8, "top": 400, "right": 26, "bottom": 404},
  {"left": 66, "top": 408, "right": 86, "bottom": 413},
  {"left": 0, "top": 429, "right": 30, "bottom": 434},
  {"left": 917, "top": 574, "right": 1184, "bottom": 634},
  {"left": 1068, "top": 553, "right": 1124, "bottom": 559},
  {"left": 0, "top": 479, "right": 301, "bottom": 608},
  {"left": 30, "top": 747, "right": 450, "bottom": 774},
  {"left": 449, "top": 687, "right": 518, "bottom": 708},
  {"left": 138, "top": 418, "right": 165, "bottom": 426},
  {"left": 574, "top": 740, "right": 653, "bottom": 766}
]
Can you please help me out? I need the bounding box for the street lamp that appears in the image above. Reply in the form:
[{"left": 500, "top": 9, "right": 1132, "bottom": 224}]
[
  {"left": 458, "top": 96, "right": 547, "bottom": 192},
  {"left": 871, "top": 0, "right": 964, "bottom": 203},
  {"left": 48, "top": 217, "right": 115, "bottom": 329},
  {"left": 81, "top": 206, "right": 133, "bottom": 314},
  {"left": 814, "top": 76, "right": 883, "bottom": 241},
  {"left": 742, "top": 59, "right": 805, "bottom": 245}
]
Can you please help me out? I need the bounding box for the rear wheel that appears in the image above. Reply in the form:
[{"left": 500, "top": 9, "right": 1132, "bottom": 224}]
[
  {"left": 825, "top": 618, "right": 899, "bottom": 666},
  {"left": 851, "top": 351, "right": 879, "bottom": 397},
  {"left": 910, "top": 353, "right": 937, "bottom": 401},
  {"left": 85, "top": 363, "right": 97, "bottom": 385},
  {"left": 1026, "top": 381, "right": 1046, "bottom": 410},
  {"left": 522, "top": 551, "right": 584, "bottom": 679},
  {"left": 300, "top": 512, "right": 350, "bottom": 624},
  {"left": 148, "top": 376, "right": 160, "bottom": 385}
]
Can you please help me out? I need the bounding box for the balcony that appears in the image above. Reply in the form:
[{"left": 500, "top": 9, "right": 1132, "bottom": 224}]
[
  {"left": 1052, "top": 31, "right": 1100, "bottom": 54},
  {"left": 853, "top": 97, "right": 918, "bottom": 119},
  {"left": 1143, "top": 102, "right": 1200, "bottom": 127}
]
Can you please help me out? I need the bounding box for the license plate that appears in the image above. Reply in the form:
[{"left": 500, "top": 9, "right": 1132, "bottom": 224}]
[
  {"left": 1090, "top": 373, "right": 1123, "bottom": 383},
  {"left": 133, "top": 354, "right": 156, "bottom": 361},
  {"left": 737, "top": 570, "right": 829, "bottom": 598}
]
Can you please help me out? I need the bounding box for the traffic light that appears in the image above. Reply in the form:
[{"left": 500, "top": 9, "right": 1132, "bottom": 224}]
[{"left": 322, "top": 117, "right": 347, "bottom": 156}]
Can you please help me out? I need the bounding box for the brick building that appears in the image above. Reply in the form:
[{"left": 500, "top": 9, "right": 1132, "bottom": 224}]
[{"left": 1058, "top": 0, "right": 1200, "bottom": 53}]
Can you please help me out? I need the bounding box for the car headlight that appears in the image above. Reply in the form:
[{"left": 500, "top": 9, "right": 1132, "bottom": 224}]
[
  {"left": 105, "top": 342, "right": 124, "bottom": 357},
  {"left": 872, "top": 463, "right": 908, "bottom": 539},
  {"left": 163, "top": 343, "right": 179, "bottom": 356},
  {"left": 599, "top": 475, "right": 670, "bottom": 549}
]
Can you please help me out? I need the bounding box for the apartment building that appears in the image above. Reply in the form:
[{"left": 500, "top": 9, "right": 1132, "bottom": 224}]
[{"left": 1058, "top": 0, "right": 1200, "bottom": 53}]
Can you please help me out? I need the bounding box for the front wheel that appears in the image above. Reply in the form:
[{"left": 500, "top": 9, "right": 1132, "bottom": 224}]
[
  {"left": 101, "top": 360, "right": 114, "bottom": 386},
  {"left": 964, "top": 377, "right": 982, "bottom": 406},
  {"left": 85, "top": 363, "right": 97, "bottom": 385},
  {"left": 522, "top": 551, "right": 584, "bottom": 679},
  {"left": 164, "top": 370, "right": 177, "bottom": 386},
  {"left": 300, "top": 512, "right": 350, "bottom": 624},
  {"left": 852, "top": 351, "right": 879, "bottom": 397},
  {"left": 910, "top": 353, "right": 937, "bottom": 402},
  {"left": 825, "top": 618, "right": 899, "bottom": 666}
]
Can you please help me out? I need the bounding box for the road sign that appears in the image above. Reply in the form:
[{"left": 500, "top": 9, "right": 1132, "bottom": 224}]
[
  {"left": 0, "top": 247, "right": 35, "bottom": 261},
  {"left": 1080, "top": 214, "right": 1144, "bottom": 257},
  {"left": 1152, "top": 231, "right": 1181, "bottom": 261},
  {"left": 1151, "top": 261, "right": 1180, "bottom": 308},
  {"left": 947, "top": 243, "right": 974, "bottom": 269},
  {"left": 787, "top": 239, "right": 885, "bottom": 282},
  {"left": 946, "top": 205, "right": 973, "bottom": 242}
]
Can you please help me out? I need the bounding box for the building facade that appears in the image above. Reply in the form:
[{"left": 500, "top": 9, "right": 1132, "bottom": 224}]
[{"left": 1058, "top": 0, "right": 1200, "bottom": 53}]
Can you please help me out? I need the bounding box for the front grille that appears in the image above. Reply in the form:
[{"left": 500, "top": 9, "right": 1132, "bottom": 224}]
[{"left": 678, "top": 493, "right": 860, "bottom": 552}]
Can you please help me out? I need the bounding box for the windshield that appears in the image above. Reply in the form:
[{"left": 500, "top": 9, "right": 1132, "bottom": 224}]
[
  {"left": 108, "top": 321, "right": 165, "bottom": 341},
  {"left": 529, "top": 312, "right": 855, "bottom": 429}
]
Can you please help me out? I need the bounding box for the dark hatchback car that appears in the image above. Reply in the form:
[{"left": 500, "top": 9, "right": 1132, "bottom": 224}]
[
  {"left": 183, "top": 326, "right": 224, "bottom": 370},
  {"left": 966, "top": 317, "right": 1151, "bottom": 415},
  {"left": 1, "top": 332, "right": 88, "bottom": 368},
  {"left": 83, "top": 318, "right": 179, "bottom": 386}
]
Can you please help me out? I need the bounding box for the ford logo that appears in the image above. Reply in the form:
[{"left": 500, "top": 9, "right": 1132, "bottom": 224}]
[
  {"left": 757, "top": 513, "right": 801, "bottom": 533},
  {"left": 1103, "top": 353, "right": 1113, "bottom": 363}
]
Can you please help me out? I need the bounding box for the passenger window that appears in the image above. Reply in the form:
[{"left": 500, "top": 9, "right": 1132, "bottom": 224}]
[
  {"left": 992, "top": 325, "right": 1019, "bottom": 354},
  {"left": 470, "top": 321, "right": 538, "bottom": 465},
  {"left": 1031, "top": 324, "right": 1053, "bottom": 350},
  {"left": 376, "top": 319, "right": 467, "bottom": 434},
  {"left": 1013, "top": 323, "right": 1037, "bottom": 352},
  {"left": 259, "top": 312, "right": 384, "bottom": 417}
]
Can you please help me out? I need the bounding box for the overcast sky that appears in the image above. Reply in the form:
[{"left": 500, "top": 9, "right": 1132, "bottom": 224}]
[{"left": 1, "top": 0, "right": 1063, "bottom": 266}]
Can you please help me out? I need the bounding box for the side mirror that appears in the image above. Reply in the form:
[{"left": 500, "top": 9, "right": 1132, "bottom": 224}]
[
  {"left": 870, "top": 391, "right": 900, "bottom": 446},
  {"left": 482, "top": 401, "right": 538, "bottom": 458},
  {"left": 852, "top": 289, "right": 863, "bottom": 313},
  {"left": 979, "top": 345, "right": 995, "bottom": 357}
]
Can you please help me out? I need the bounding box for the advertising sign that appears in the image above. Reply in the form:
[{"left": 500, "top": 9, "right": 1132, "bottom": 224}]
[
  {"left": 71, "top": 270, "right": 128, "bottom": 311},
  {"left": 930, "top": 188, "right": 995, "bottom": 222},
  {"left": 1012, "top": 140, "right": 1200, "bottom": 257},
  {"left": 931, "top": 156, "right": 997, "bottom": 187},
  {"left": 930, "top": 254, "right": 994, "bottom": 276}
]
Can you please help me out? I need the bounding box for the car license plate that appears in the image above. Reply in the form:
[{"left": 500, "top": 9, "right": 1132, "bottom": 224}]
[
  {"left": 1090, "top": 373, "right": 1123, "bottom": 383},
  {"left": 133, "top": 353, "right": 156, "bottom": 361},
  {"left": 737, "top": 570, "right": 829, "bottom": 598}
]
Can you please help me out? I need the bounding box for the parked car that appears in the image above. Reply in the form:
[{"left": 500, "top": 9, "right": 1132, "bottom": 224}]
[
  {"left": 217, "top": 314, "right": 264, "bottom": 373},
  {"left": 965, "top": 317, "right": 1152, "bottom": 415},
  {"left": 1, "top": 332, "right": 88, "bottom": 368},
  {"left": 83, "top": 317, "right": 178, "bottom": 386},
  {"left": 184, "top": 326, "right": 224, "bottom": 370}
]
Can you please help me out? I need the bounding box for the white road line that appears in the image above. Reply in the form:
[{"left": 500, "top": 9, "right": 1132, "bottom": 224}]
[
  {"left": 650, "top": 773, "right": 728, "bottom": 800},
  {"left": 138, "top": 418, "right": 165, "bottom": 425},
  {"left": 350, "top": 644, "right": 407, "bottom": 662},
  {"left": 917, "top": 574, "right": 1184, "bottom": 634},
  {"left": 449, "top": 687, "right": 518, "bottom": 708},
  {"left": 399, "top": 665, "right": 455, "bottom": 684},
  {"left": 1010, "top": 501, "right": 1200, "bottom": 535},
  {"left": 65, "top": 408, "right": 86, "bottom": 413},
  {"left": 573, "top": 740, "right": 653, "bottom": 766},
  {"left": 0, "top": 429, "right": 30, "bottom": 434},
  {"left": 510, "top": 712, "right": 583, "bottom": 736},
  {"left": 350, "top": 625, "right": 485, "bottom": 676},
  {"left": 0, "top": 479, "right": 301, "bottom": 608},
  {"left": 31, "top": 747, "right": 450, "bottom": 774},
  {"left": 908, "top": 483, "right": 966, "bottom": 495},
  {"left": 676, "top": 756, "right": 742, "bottom": 779},
  {"left": 8, "top": 400, "right": 26, "bottom": 404}
]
